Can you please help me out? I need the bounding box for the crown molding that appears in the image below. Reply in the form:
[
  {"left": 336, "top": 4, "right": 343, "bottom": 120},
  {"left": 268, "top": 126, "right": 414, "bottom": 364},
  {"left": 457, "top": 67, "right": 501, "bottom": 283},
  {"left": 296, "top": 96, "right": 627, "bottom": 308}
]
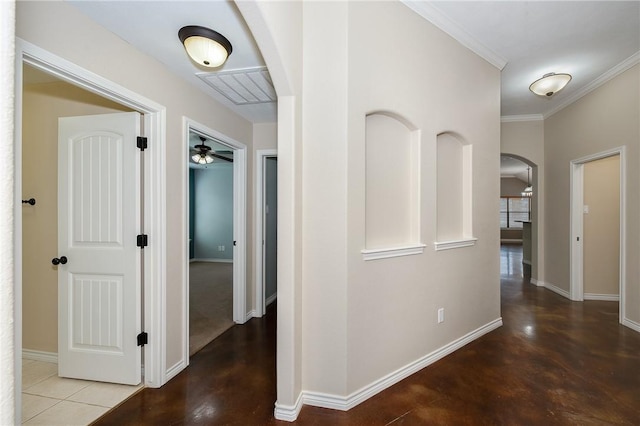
[
  {"left": 544, "top": 51, "right": 640, "bottom": 119},
  {"left": 401, "top": 0, "right": 507, "bottom": 71},
  {"left": 501, "top": 114, "right": 544, "bottom": 123}
]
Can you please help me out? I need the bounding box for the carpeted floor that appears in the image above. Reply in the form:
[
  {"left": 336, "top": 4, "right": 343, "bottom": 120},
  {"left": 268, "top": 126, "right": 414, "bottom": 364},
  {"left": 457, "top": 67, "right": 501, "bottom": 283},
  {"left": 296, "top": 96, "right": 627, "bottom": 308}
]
[{"left": 189, "top": 261, "right": 234, "bottom": 356}]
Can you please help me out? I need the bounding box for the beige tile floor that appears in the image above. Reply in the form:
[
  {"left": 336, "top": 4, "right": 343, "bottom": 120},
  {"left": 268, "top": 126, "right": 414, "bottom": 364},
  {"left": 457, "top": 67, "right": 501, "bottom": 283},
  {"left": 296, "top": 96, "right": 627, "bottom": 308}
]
[{"left": 22, "top": 359, "right": 142, "bottom": 425}]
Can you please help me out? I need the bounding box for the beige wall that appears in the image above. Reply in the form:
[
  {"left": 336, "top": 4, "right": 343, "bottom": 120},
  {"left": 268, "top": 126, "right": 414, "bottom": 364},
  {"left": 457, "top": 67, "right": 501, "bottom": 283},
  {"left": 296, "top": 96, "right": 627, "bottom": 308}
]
[
  {"left": 501, "top": 177, "right": 527, "bottom": 197},
  {"left": 583, "top": 155, "right": 620, "bottom": 296},
  {"left": 544, "top": 64, "right": 639, "bottom": 322},
  {"left": 17, "top": 1, "right": 255, "bottom": 373},
  {"left": 501, "top": 120, "right": 544, "bottom": 281},
  {"left": 22, "top": 79, "right": 130, "bottom": 353},
  {"left": 293, "top": 1, "right": 501, "bottom": 398}
]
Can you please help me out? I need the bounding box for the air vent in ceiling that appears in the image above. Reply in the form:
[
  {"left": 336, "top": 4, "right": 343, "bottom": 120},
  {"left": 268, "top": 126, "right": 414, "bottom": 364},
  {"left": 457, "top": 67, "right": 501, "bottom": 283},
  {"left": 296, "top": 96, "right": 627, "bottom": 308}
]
[{"left": 197, "top": 67, "right": 276, "bottom": 105}]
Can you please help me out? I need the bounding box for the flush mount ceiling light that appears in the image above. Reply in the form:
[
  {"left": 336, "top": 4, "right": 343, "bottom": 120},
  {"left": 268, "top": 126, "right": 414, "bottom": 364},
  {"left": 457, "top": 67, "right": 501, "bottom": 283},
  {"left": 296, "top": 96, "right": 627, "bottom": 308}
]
[
  {"left": 179, "top": 25, "right": 232, "bottom": 68},
  {"left": 529, "top": 72, "right": 572, "bottom": 97}
]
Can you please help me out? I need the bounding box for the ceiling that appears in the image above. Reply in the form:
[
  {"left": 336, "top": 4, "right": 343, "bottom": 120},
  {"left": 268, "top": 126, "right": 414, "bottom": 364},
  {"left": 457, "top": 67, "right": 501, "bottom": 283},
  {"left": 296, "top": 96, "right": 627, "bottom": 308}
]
[
  {"left": 66, "top": 1, "right": 640, "bottom": 124},
  {"left": 500, "top": 156, "right": 530, "bottom": 181}
]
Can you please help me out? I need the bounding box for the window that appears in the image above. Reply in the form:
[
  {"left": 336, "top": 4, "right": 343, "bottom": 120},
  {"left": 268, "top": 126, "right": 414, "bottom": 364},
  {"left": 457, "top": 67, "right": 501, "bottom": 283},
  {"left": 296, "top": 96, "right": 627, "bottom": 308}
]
[{"left": 500, "top": 197, "right": 530, "bottom": 228}]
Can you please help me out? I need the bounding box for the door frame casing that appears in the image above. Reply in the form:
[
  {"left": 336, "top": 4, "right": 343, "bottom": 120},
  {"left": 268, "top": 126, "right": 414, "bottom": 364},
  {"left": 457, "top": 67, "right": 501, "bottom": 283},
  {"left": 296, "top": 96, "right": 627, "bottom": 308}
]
[
  {"left": 182, "top": 117, "right": 248, "bottom": 362},
  {"left": 569, "top": 146, "right": 626, "bottom": 323},
  {"left": 255, "top": 149, "right": 277, "bottom": 317},
  {"left": 14, "top": 39, "right": 167, "bottom": 422}
]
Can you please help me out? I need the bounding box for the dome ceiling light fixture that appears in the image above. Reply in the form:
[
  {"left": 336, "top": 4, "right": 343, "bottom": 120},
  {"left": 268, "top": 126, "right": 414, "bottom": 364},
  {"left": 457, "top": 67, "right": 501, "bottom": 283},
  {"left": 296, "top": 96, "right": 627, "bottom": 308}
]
[
  {"left": 179, "top": 25, "right": 232, "bottom": 68},
  {"left": 529, "top": 72, "right": 572, "bottom": 97}
]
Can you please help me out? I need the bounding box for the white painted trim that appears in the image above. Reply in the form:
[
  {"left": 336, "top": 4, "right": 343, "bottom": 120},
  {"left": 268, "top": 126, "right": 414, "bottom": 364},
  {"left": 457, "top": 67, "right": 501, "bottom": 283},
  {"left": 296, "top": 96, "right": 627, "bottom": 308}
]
[
  {"left": 401, "top": 1, "right": 507, "bottom": 70},
  {"left": 500, "top": 114, "right": 544, "bottom": 123},
  {"left": 246, "top": 310, "right": 257, "bottom": 322},
  {"left": 545, "top": 51, "right": 640, "bottom": 119},
  {"left": 543, "top": 281, "right": 571, "bottom": 300},
  {"left": 530, "top": 278, "right": 544, "bottom": 287},
  {"left": 255, "top": 149, "right": 277, "bottom": 318},
  {"left": 569, "top": 160, "right": 584, "bottom": 301},
  {"left": 361, "top": 243, "right": 426, "bottom": 261},
  {"left": 584, "top": 293, "right": 619, "bottom": 302},
  {"left": 22, "top": 350, "right": 57, "bottom": 364},
  {"left": 569, "top": 147, "right": 626, "bottom": 323},
  {"left": 266, "top": 292, "right": 277, "bottom": 306},
  {"left": 622, "top": 318, "right": 640, "bottom": 333},
  {"left": 434, "top": 238, "right": 478, "bottom": 251},
  {"left": 164, "top": 359, "right": 186, "bottom": 383},
  {"left": 303, "top": 318, "right": 503, "bottom": 412},
  {"left": 274, "top": 392, "right": 304, "bottom": 422},
  {"left": 190, "top": 258, "right": 233, "bottom": 264},
  {"left": 15, "top": 39, "right": 167, "bottom": 392}
]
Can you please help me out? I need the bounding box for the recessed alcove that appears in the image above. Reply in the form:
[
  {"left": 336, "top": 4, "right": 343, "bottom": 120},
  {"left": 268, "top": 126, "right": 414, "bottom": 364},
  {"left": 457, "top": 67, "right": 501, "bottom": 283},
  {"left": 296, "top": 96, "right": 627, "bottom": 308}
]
[
  {"left": 362, "top": 112, "right": 424, "bottom": 260},
  {"left": 435, "top": 132, "right": 476, "bottom": 251}
]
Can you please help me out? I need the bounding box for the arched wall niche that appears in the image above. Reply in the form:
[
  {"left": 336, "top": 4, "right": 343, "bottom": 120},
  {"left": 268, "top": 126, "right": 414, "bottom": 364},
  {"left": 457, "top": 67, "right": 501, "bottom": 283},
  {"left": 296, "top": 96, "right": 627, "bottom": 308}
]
[
  {"left": 362, "top": 111, "right": 425, "bottom": 261},
  {"left": 434, "top": 131, "right": 476, "bottom": 251}
]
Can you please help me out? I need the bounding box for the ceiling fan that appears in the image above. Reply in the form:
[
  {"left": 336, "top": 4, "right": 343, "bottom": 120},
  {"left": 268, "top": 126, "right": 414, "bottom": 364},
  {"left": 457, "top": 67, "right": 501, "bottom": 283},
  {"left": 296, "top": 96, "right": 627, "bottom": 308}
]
[{"left": 190, "top": 136, "right": 233, "bottom": 164}]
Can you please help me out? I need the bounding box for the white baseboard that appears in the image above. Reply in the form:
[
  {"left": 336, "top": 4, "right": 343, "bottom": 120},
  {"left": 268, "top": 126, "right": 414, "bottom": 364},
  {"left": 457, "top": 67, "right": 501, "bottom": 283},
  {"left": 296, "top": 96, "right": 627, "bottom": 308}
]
[
  {"left": 532, "top": 280, "right": 571, "bottom": 300},
  {"left": 274, "top": 393, "right": 303, "bottom": 422},
  {"left": 530, "top": 278, "right": 544, "bottom": 287},
  {"left": 303, "top": 317, "right": 503, "bottom": 413},
  {"left": 22, "top": 349, "right": 57, "bottom": 363},
  {"left": 266, "top": 292, "right": 277, "bottom": 306},
  {"left": 544, "top": 281, "right": 571, "bottom": 299},
  {"left": 165, "top": 359, "right": 187, "bottom": 383},
  {"left": 190, "top": 258, "right": 233, "bottom": 263},
  {"left": 584, "top": 293, "right": 619, "bottom": 302},
  {"left": 245, "top": 310, "right": 257, "bottom": 322},
  {"left": 622, "top": 318, "right": 640, "bottom": 333}
]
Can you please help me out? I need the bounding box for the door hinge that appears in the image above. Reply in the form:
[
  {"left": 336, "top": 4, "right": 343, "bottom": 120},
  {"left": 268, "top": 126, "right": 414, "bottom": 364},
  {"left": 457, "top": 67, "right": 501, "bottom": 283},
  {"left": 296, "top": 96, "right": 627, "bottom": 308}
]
[
  {"left": 137, "top": 332, "right": 148, "bottom": 347},
  {"left": 137, "top": 234, "right": 148, "bottom": 248},
  {"left": 137, "top": 136, "right": 148, "bottom": 151}
]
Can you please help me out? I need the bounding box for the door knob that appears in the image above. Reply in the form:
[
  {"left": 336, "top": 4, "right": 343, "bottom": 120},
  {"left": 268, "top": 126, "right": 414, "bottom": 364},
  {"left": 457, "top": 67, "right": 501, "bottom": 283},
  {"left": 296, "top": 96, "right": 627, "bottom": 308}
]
[{"left": 52, "top": 256, "right": 68, "bottom": 266}]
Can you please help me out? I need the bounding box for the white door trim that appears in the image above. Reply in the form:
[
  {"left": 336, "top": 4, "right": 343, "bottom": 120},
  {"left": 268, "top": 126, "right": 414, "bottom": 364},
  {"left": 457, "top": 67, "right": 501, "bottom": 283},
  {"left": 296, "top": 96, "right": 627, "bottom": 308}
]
[
  {"left": 182, "top": 118, "right": 248, "bottom": 352},
  {"left": 569, "top": 146, "right": 626, "bottom": 323},
  {"left": 255, "top": 149, "right": 278, "bottom": 317},
  {"left": 14, "top": 40, "right": 168, "bottom": 418}
]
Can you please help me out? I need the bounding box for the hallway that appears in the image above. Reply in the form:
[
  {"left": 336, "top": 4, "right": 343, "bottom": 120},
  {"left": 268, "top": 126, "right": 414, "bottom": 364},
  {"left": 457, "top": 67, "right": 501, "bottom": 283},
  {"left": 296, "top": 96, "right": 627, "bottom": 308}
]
[{"left": 95, "top": 245, "right": 640, "bottom": 425}]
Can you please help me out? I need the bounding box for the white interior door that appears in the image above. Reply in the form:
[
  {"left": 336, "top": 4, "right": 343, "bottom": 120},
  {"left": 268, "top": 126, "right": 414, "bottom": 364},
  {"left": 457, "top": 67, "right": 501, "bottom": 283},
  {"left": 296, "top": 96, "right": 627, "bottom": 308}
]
[{"left": 58, "top": 112, "right": 141, "bottom": 385}]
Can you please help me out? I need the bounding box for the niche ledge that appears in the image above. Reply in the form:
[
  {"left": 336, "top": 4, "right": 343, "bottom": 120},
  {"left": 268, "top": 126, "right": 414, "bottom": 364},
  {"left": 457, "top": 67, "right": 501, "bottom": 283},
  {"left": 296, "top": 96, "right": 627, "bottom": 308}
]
[
  {"left": 362, "top": 243, "right": 427, "bottom": 261},
  {"left": 434, "top": 238, "right": 478, "bottom": 251}
]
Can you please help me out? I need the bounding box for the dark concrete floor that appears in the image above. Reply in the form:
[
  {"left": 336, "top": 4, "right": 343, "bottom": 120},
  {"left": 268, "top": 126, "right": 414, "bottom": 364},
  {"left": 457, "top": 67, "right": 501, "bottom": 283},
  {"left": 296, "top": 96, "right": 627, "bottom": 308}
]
[{"left": 95, "top": 245, "right": 640, "bottom": 425}]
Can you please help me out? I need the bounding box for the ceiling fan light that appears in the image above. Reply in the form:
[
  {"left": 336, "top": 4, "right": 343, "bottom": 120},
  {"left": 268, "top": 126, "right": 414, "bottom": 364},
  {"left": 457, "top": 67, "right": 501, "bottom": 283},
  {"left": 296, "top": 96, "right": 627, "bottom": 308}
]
[
  {"left": 192, "top": 153, "right": 201, "bottom": 163},
  {"left": 529, "top": 72, "right": 571, "bottom": 97},
  {"left": 179, "top": 26, "right": 232, "bottom": 68},
  {"left": 205, "top": 154, "right": 214, "bottom": 164}
]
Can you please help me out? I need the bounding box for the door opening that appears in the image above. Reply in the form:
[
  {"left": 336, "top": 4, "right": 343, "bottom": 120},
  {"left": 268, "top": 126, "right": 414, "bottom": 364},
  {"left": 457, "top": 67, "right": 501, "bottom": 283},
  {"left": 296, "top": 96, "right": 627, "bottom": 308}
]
[
  {"left": 183, "top": 118, "right": 248, "bottom": 362},
  {"left": 255, "top": 150, "right": 278, "bottom": 317},
  {"left": 570, "top": 147, "right": 625, "bottom": 324},
  {"left": 15, "top": 40, "right": 167, "bottom": 423}
]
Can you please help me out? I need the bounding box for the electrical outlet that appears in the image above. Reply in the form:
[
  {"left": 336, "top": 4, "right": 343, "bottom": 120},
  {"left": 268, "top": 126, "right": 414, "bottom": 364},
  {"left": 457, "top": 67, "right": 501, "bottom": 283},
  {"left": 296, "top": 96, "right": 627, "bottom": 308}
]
[{"left": 438, "top": 308, "right": 444, "bottom": 324}]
